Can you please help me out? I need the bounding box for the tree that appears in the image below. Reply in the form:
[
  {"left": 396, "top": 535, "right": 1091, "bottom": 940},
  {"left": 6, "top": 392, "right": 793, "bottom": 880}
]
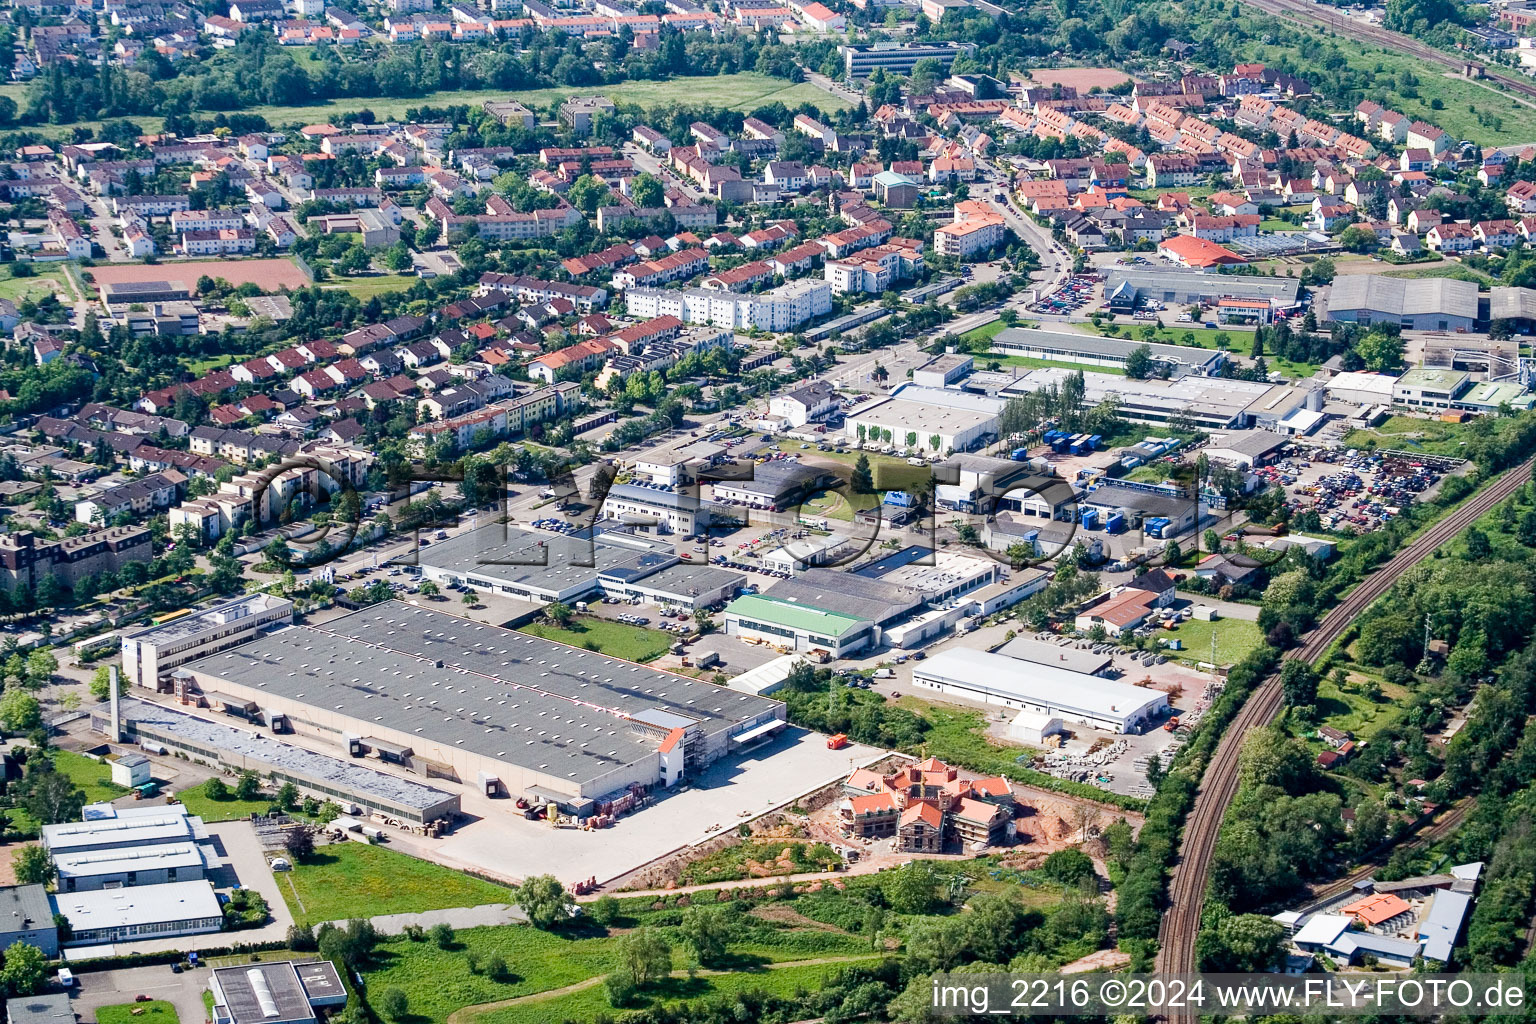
[
  {"left": 283, "top": 825, "right": 316, "bottom": 861},
  {"left": 615, "top": 926, "right": 672, "bottom": 989},
  {"left": 677, "top": 904, "right": 735, "bottom": 967},
  {"left": 544, "top": 602, "right": 573, "bottom": 627},
  {"left": 17, "top": 768, "right": 84, "bottom": 827},
  {"left": 0, "top": 689, "right": 40, "bottom": 734},
  {"left": 1124, "top": 344, "right": 1154, "bottom": 380},
  {"left": 89, "top": 664, "right": 119, "bottom": 701},
  {"left": 24, "top": 650, "right": 56, "bottom": 688},
  {"left": 277, "top": 782, "right": 300, "bottom": 809},
  {"left": 1355, "top": 330, "right": 1404, "bottom": 372},
  {"left": 0, "top": 940, "right": 47, "bottom": 996},
  {"left": 591, "top": 894, "right": 620, "bottom": 926},
  {"left": 630, "top": 173, "right": 664, "bottom": 208},
  {"left": 11, "top": 845, "right": 53, "bottom": 886},
  {"left": 234, "top": 770, "right": 261, "bottom": 801},
  {"left": 851, "top": 453, "right": 874, "bottom": 494},
  {"left": 1200, "top": 913, "right": 1285, "bottom": 972},
  {"left": 431, "top": 922, "right": 455, "bottom": 948},
  {"left": 418, "top": 580, "right": 440, "bottom": 598},
  {"left": 514, "top": 874, "right": 574, "bottom": 928},
  {"left": 1279, "top": 660, "right": 1318, "bottom": 707},
  {"left": 1041, "top": 848, "right": 1095, "bottom": 886},
  {"left": 376, "top": 987, "right": 409, "bottom": 1022},
  {"left": 1336, "top": 224, "right": 1378, "bottom": 252},
  {"left": 485, "top": 952, "right": 508, "bottom": 981},
  {"left": 462, "top": 589, "right": 479, "bottom": 607},
  {"left": 883, "top": 862, "right": 938, "bottom": 914},
  {"left": 205, "top": 776, "right": 229, "bottom": 800}
]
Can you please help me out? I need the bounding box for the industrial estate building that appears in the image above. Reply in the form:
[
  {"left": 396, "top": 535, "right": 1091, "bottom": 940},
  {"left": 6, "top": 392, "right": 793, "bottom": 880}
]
[
  {"left": 839, "top": 41, "right": 976, "bottom": 78},
  {"left": 1102, "top": 267, "right": 1302, "bottom": 314},
  {"left": 1325, "top": 275, "right": 1478, "bottom": 331},
  {"left": 413, "top": 527, "right": 745, "bottom": 610},
  {"left": 120, "top": 594, "right": 295, "bottom": 687},
  {"left": 0, "top": 884, "right": 59, "bottom": 958},
  {"left": 211, "top": 960, "right": 348, "bottom": 1024},
  {"left": 53, "top": 843, "right": 212, "bottom": 892},
  {"left": 102, "top": 699, "right": 461, "bottom": 825},
  {"left": 167, "top": 602, "right": 786, "bottom": 814},
  {"left": 911, "top": 648, "right": 1170, "bottom": 733},
  {"left": 991, "top": 328, "right": 1225, "bottom": 377},
  {"left": 53, "top": 880, "right": 224, "bottom": 945}
]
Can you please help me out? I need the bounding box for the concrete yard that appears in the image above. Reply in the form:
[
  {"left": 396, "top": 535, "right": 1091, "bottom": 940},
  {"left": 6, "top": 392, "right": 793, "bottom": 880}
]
[{"left": 429, "top": 727, "right": 885, "bottom": 885}]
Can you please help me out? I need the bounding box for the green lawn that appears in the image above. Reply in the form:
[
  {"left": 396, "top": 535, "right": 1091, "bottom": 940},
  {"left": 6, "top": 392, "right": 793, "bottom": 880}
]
[
  {"left": 322, "top": 272, "right": 420, "bottom": 300},
  {"left": 517, "top": 615, "right": 674, "bottom": 663},
  {"left": 894, "top": 696, "right": 1038, "bottom": 770},
  {"left": 0, "top": 73, "right": 849, "bottom": 139},
  {"left": 1312, "top": 671, "right": 1411, "bottom": 745},
  {"left": 175, "top": 779, "right": 279, "bottom": 822},
  {"left": 1157, "top": 615, "right": 1264, "bottom": 669},
  {"left": 282, "top": 842, "right": 511, "bottom": 927},
  {"left": 958, "top": 319, "right": 1014, "bottom": 345},
  {"left": 800, "top": 487, "right": 877, "bottom": 522},
  {"left": 53, "top": 750, "right": 130, "bottom": 803},
  {"left": 96, "top": 1002, "right": 178, "bottom": 1024},
  {"left": 1381, "top": 264, "right": 1497, "bottom": 286},
  {"left": 476, "top": 959, "right": 879, "bottom": 1024},
  {"left": 0, "top": 265, "right": 71, "bottom": 304},
  {"left": 1342, "top": 415, "right": 1475, "bottom": 458},
  {"left": 1096, "top": 324, "right": 1247, "bottom": 351}
]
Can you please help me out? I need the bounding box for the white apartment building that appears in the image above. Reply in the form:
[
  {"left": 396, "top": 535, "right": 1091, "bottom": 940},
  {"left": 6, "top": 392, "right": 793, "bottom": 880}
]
[
  {"left": 623, "top": 278, "right": 831, "bottom": 332},
  {"left": 934, "top": 200, "right": 1005, "bottom": 258}
]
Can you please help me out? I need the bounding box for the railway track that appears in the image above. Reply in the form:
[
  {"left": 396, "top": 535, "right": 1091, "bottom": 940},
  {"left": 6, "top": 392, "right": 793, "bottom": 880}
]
[
  {"left": 1154, "top": 459, "right": 1534, "bottom": 1006},
  {"left": 1242, "top": 0, "right": 1536, "bottom": 107}
]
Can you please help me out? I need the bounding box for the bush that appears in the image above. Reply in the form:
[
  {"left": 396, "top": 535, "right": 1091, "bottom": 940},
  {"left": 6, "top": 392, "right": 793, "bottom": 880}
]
[
  {"left": 376, "top": 987, "right": 408, "bottom": 1022},
  {"left": 430, "top": 922, "right": 454, "bottom": 948}
]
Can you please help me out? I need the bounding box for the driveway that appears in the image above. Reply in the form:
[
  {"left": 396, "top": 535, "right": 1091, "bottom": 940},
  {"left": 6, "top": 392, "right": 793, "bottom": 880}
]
[{"left": 69, "top": 964, "right": 212, "bottom": 1024}]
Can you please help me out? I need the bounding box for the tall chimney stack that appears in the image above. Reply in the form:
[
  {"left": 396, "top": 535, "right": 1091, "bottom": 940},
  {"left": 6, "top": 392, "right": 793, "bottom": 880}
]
[{"left": 108, "top": 665, "right": 120, "bottom": 743}]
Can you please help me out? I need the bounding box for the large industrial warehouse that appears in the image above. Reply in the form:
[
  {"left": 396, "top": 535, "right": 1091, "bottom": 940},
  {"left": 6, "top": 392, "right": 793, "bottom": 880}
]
[
  {"left": 911, "top": 648, "right": 1170, "bottom": 733},
  {"left": 1325, "top": 275, "right": 1478, "bottom": 331},
  {"left": 170, "top": 602, "right": 786, "bottom": 815}
]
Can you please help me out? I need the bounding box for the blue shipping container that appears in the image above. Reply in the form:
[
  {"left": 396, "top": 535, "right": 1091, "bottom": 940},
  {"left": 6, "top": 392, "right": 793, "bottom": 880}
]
[
  {"left": 1105, "top": 512, "right": 1125, "bottom": 534},
  {"left": 1011, "top": 447, "right": 1030, "bottom": 461}
]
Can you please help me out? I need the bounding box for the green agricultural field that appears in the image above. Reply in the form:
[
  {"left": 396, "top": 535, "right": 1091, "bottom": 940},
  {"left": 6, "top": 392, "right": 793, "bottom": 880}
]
[
  {"left": 1159, "top": 616, "right": 1264, "bottom": 669},
  {"left": 52, "top": 750, "right": 130, "bottom": 803},
  {"left": 281, "top": 842, "right": 511, "bottom": 926},
  {"left": 174, "top": 779, "right": 280, "bottom": 822},
  {"left": 517, "top": 615, "right": 673, "bottom": 662},
  {"left": 97, "top": 1003, "right": 178, "bottom": 1024}
]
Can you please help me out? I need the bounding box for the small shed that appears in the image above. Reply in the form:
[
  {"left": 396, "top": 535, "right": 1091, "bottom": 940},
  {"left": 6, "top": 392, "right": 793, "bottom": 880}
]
[
  {"left": 110, "top": 753, "right": 151, "bottom": 788},
  {"left": 1008, "top": 709, "right": 1065, "bottom": 746}
]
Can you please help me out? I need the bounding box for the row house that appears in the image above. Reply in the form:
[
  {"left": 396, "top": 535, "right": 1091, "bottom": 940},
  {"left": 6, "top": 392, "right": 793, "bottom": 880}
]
[{"left": 610, "top": 248, "right": 709, "bottom": 290}]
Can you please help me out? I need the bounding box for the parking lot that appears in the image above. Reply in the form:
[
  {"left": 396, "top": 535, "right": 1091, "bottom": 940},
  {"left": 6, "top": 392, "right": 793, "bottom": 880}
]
[
  {"left": 1026, "top": 273, "right": 1101, "bottom": 316},
  {"left": 1273, "top": 444, "right": 1457, "bottom": 535},
  {"left": 428, "top": 727, "right": 885, "bottom": 886}
]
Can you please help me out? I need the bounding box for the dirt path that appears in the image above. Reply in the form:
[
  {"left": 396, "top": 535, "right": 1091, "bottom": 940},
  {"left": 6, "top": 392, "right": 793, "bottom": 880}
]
[
  {"left": 446, "top": 955, "right": 881, "bottom": 1024},
  {"left": 592, "top": 851, "right": 974, "bottom": 901}
]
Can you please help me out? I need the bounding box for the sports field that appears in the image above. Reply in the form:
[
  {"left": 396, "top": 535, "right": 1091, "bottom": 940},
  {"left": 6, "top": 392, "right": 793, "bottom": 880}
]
[{"left": 87, "top": 258, "right": 310, "bottom": 294}]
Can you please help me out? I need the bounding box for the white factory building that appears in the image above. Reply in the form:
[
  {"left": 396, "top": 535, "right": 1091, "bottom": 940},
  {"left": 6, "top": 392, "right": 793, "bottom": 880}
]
[
  {"left": 120, "top": 594, "right": 295, "bottom": 687},
  {"left": 911, "top": 648, "right": 1170, "bottom": 733},
  {"left": 845, "top": 386, "right": 1004, "bottom": 454}
]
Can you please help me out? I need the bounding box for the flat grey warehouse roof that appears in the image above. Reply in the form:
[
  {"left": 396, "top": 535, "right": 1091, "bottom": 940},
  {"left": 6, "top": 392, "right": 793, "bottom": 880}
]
[
  {"left": 764, "top": 567, "right": 924, "bottom": 625},
  {"left": 180, "top": 603, "right": 781, "bottom": 789},
  {"left": 419, "top": 526, "right": 661, "bottom": 590},
  {"left": 1102, "top": 267, "right": 1301, "bottom": 304},
  {"left": 1327, "top": 275, "right": 1478, "bottom": 320}
]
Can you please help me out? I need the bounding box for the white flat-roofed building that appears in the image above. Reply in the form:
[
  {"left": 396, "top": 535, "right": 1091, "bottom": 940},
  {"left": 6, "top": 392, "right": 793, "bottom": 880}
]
[
  {"left": 996, "top": 635, "right": 1113, "bottom": 676},
  {"left": 51, "top": 879, "right": 224, "bottom": 945},
  {"left": 53, "top": 842, "right": 212, "bottom": 892},
  {"left": 41, "top": 809, "right": 209, "bottom": 856},
  {"left": 121, "top": 594, "right": 295, "bottom": 687},
  {"left": 911, "top": 648, "right": 1169, "bottom": 733},
  {"left": 1324, "top": 370, "right": 1397, "bottom": 406},
  {"left": 846, "top": 386, "right": 1005, "bottom": 454},
  {"left": 622, "top": 279, "right": 831, "bottom": 332},
  {"left": 998, "top": 367, "right": 1288, "bottom": 430}
]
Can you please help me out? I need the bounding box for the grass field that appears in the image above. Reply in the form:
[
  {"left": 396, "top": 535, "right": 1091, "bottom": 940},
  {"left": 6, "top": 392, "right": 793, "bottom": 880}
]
[
  {"left": 97, "top": 1002, "right": 178, "bottom": 1024},
  {"left": 800, "top": 487, "right": 877, "bottom": 522},
  {"left": 323, "top": 272, "right": 420, "bottom": 299},
  {"left": 894, "top": 696, "right": 1038, "bottom": 772},
  {"left": 1342, "top": 415, "right": 1475, "bottom": 458},
  {"left": 0, "top": 74, "right": 849, "bottom": 138},
  {"left": 282, "top": 842, "right": 511, "bottom": 926},
  {"left": 174, "top": 779, "right": 278, "bottom": 822},
  {"left": 53, "top": 750, "right": 130, "bottom": 803},
  {"left": 958, "top": 319, "right": 1009, "bottom": 345},
  {"left": 517, "top": 614, "right": 673, "bottom": 662},
  {"left": 1096, "top": 324, "right": 1246, "bottom": 351},
  {"left": 0, "top": 265, "right": 71, "bottom": 304},
  {"left": 476, "top": 959, "right": 879, "bottom": 1024},
  {"left": 1158, "top": 616, "right": 1264, "bottom": 669},
  {"left": 1381, "top": 264, "right": 1497, "bottom": 286},
  {"left": 1313, "top": 671, "right": 1411, "bottom": 744}
]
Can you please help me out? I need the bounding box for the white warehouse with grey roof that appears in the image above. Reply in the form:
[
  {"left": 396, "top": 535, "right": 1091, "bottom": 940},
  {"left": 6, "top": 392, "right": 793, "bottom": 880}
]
[{"left": 167, "top": 602, "right": 785, "bottom": 815}]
